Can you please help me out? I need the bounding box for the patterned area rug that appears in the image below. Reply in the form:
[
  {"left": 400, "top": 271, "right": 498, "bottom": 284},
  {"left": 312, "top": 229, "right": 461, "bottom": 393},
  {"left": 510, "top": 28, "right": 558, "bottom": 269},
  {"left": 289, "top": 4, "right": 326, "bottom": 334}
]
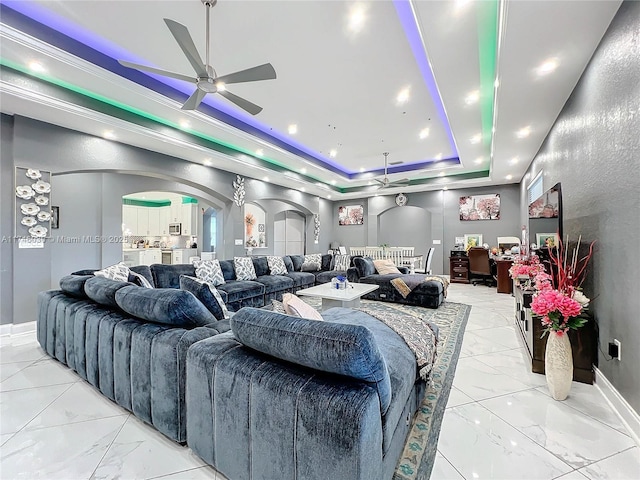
[{"left": 303, "top": 297, "right": 471, "bottom": 480}]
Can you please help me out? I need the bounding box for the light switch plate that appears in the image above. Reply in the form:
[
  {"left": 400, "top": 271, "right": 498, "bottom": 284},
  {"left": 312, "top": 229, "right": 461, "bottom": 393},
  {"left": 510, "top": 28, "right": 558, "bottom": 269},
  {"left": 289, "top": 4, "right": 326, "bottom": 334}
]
[
  {"left": 433, "top": 240, "right": 441, "bottom": 245},
  {"left": 234, "top": 239, "right": 243, "bottom": 245}
]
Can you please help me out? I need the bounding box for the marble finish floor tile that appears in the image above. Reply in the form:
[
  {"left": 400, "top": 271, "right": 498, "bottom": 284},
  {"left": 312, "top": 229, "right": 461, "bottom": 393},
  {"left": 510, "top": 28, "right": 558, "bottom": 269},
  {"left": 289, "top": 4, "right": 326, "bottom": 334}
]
[
  {"left": 438, "top": 403, "right": 573, "bottom": 479},
  {"left": 475, "top": 348, "right": 548, "bottom": 388},
  {"left": 0, "top": 360, "right": 33, "bottom": 382},
  {"left": 555, "top": 471, "right": 590, "bottom": 479},
  {"left": 459, "top": 330, "right": 516, "bottom": 358},
  {"left": 0, "top": 383, "right": 71, "bottom": 434},
  {"left": 0, "top": 340, "right": 45, "bottom": 364},
  {"left": 445, "top": 386, "right": 475, "bottom": 409},
  {"left": 148, "top": 466, "right": 222, "bottom": 479},
  {"left": 471, "top": 325, "right": 521, "bottom": 349},
  {"left": 452, "top": 356, "right": 533, "bottom": 401},
  {"left": 480, "top": 389, "right": 637, "bottom": 468},
  {"left": 91, "top": 416, "right": 206, "bottom": 480},
  {"left": 0, "top": 415, "right": 128, "bottom": 479},
  {"left": 578, "top": 447, "right": 640, "bottom": 479},
  {"left": 431, "top": 452, "right": 465, "bottom": 480},
  {"left": 24, "top": 381, "right": 129, "bottom": 431},
  {"left": 0, "top": 357, "right": 79, "bottom": 392}
]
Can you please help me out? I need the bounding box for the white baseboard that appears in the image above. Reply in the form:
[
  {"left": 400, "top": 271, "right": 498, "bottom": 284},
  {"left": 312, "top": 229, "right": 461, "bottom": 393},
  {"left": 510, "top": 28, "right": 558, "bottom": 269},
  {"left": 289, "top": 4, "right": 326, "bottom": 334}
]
[
  {"left": 0, "top": 321, "right": 36, "bottom": 337},
  {"left": 595, "top": 367, "right": 640, "bottom": 447}
]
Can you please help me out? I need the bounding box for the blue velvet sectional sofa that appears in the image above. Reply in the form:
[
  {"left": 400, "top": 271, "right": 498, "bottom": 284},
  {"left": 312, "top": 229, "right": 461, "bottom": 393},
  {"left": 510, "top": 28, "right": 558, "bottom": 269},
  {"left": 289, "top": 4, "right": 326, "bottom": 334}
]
[
  {"left": 36, "top": 254, "right": 436, "bottom": 479},
  {"left": 347, "top": 256, "right": 445, "bottom": 309}
]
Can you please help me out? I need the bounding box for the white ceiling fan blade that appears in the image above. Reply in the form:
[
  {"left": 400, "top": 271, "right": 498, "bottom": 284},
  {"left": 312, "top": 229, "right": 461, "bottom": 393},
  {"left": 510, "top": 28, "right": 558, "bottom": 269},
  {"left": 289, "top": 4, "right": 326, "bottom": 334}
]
[
  {"left": 390, "top": 178, "right": 411, "bottom": 185},
  {"left": 218, "top": 90, "right": 263, "bottom": 115},
  {"left": 164, "top": 19, "right": 208, "bottom": 78},
  {"left": 374, "top": 178, "right": 387, "bottom": 185},
  {"left": 118, "top": 60, "right": 196, "bottom": 84},
  {"left": 215, "top": 63, "right": 277, "bottom": 85},
  {"left": 181, "top": 88, "right": 207, "bottom": 110}
]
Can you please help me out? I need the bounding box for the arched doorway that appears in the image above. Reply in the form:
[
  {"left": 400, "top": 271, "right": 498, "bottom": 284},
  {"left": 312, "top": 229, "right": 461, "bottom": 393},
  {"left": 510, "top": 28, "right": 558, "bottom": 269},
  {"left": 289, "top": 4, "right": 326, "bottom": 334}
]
[{"left": 273, "top": 211, "right": 306, "bottom": 255}]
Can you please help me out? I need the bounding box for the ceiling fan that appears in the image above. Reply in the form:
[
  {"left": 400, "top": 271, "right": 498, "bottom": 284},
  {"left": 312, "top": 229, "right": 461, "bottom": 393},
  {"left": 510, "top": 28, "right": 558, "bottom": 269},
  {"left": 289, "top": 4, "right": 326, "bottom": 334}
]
[
  {"left": 118, "top": 0, "right": 276, "bottom": 115},
  {"left": 375, "top": 152, "right": 410, "bottom": 189}
]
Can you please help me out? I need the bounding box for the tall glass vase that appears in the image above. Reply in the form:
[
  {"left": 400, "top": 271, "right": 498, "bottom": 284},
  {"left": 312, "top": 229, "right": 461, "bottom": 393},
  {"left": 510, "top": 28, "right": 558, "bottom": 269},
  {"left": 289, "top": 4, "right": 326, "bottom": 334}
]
[{"left": 545, "top": 332, "right": 573, "bottom": 400}]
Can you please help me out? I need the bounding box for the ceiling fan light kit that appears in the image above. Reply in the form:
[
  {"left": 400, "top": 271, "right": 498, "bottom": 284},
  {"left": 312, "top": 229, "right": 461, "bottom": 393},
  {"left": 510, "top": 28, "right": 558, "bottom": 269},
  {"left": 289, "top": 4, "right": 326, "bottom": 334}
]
[{"left": 118, "top": 0, "right": 276, "bottom": 114}]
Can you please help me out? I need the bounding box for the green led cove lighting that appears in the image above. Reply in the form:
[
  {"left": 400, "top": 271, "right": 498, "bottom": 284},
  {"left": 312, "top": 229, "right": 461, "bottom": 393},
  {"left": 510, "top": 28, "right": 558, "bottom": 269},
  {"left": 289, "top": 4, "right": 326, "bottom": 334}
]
[
  {"left": 476, "top": 0, "right": 498, "bottom": 147},
  {"left": 0, "top": 58, "right": 329, "bottom": 186}
]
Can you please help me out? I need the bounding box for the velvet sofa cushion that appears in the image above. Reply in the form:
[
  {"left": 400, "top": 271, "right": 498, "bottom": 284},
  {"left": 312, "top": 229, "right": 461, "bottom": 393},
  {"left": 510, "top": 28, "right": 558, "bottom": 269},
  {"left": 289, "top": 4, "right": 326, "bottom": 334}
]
[
  {"left": 219, "top": 260, "right": 236, "bottom": 281},
  {"left": 283, "top": 256, "right": 294, "bottom": 273},
  {"left": 285, "top": 271, "right": 315, "bottom": 287},
  {"left": 252, "top": 257, "right": 270, "bottom": 277},
  {"left": 217, "top": 280, "right": 264, "bottom": 304},
  {"left": 289, "top": 255, "right": 305, "bottom": 272},
  {"left": 255, "top": 275, "right": 294, "bottom": 294},
  {"left": 354, "top": 256, "right": 376, "bottom": 277},
  {"left": 314, "top": 270, "right": 345, "bottom": 284},
  {"left": 150, "top": 264, "right": 196, "bottom": 289},
  {"left": 84, "top": 276, "right": 131, "bottom": 308},
  {"left": 230, "top": 307, "right": 392, "bottom": 414},
  {"left": 59, "top": 275, "right": 93, "bottom": 298},
  {"left": 179, "top": 275, "right": 230, "bottom": 320},
  {"left": 115, "top": 285, "right": 216, "bottom": 327},
  {"left": 129, "top": 265, "right": 154, "bottom": 286},
  {"left": 321, "top": 254, "right": 334, "bottom": 271}
]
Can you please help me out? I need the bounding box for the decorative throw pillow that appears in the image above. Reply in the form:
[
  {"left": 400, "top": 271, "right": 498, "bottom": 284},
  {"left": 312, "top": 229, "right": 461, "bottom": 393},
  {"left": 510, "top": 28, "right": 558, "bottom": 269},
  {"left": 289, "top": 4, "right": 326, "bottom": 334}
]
[
  {"left": 373, "top": 259, "right": 402, "bottom": 275},
  {"left": 234, "top": 256, "right": 257, "bottom": 281},
  {"left": 94, "top": 262, "right": 130, "bottom": 282},
  {"left": 129, "top": 271, "right": 153, "bottom": 288},
  {"left": 304, "top": 254, "right": 322, "bottom": 270},
  {"left": 271, "top": 299, "right": 287, "bottom": 314},
  {"left": 333, "top": 254, "right": 351, "bottom": 271},
  {"left": 193, "top": 259, "right": 225, "bottom": 286},
  {"left": 301, "top": 262, "right": 321, "bottom": 272},
  {"left": 282, "top": 293, "right": 323, "bottom": 321},
  {"left": 179, "top": 275, "right": 230, "bottom": 320},
  {"left": 267, "top": 256, "right": 288, "bottom": 275}
]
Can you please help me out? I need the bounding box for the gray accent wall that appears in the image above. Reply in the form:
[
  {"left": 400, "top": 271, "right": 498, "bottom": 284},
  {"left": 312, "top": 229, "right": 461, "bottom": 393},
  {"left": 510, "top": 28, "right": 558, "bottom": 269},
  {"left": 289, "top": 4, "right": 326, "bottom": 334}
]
[
  {"left": 1, "top": 114, "right": 15, "bottom": 325},
  {"left": 520, "top": 1, "right": 639, "bottom": 412}
]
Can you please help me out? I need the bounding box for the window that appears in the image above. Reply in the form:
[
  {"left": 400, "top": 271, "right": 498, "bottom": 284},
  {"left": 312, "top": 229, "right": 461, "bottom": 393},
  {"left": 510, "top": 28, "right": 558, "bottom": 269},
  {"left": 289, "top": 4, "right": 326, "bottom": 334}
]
[
  {"left": 210, "top": 214, "right": 217, "bottom": 251},
  {"left": 528, "top": 171, "right": 544, "bottom": 204}
]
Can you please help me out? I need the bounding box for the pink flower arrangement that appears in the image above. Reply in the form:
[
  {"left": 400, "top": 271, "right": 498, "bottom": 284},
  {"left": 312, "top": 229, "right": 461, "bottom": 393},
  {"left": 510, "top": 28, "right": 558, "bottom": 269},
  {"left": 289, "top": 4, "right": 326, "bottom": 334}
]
[
  {"left": 509, "top": 254, "right": 546, "bottom": 279},
  {"left": 530, "top": 235, "right": 595, "bottom": 336}
]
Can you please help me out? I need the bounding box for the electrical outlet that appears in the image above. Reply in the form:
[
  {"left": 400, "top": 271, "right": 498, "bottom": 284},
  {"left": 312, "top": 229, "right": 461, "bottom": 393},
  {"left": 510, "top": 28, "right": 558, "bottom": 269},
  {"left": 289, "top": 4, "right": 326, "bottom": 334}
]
[{"left": 614, "top": 339, "right": 621, "bottom": 361}]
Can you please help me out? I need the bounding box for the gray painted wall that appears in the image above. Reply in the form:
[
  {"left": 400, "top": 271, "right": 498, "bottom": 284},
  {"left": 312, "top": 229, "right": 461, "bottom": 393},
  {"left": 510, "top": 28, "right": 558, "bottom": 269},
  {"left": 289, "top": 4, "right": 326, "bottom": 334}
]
[
  {"left": 520, "top": 1, "right": 639, "bottom": 412},
  {"left": 1, "top": 115, "right": 15, "bottom": 325},
  {"left": 1, "top": 116, "right": 330, "bottom": 325},
  {"left": 443, "top": 184, "right": 521, "bottom": 274}
]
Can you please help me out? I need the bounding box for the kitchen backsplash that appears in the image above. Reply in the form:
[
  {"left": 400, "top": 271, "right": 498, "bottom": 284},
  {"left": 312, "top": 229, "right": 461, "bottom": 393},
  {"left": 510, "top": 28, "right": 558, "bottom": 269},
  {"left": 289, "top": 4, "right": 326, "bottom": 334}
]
[{"left": 127, "top": 235, "right": 197, "bottom": 249}]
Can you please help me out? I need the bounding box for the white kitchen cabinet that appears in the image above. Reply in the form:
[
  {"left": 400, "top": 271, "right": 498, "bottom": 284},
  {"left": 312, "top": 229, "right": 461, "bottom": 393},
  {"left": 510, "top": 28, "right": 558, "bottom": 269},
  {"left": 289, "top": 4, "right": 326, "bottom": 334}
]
[
  {"left": 158, "top": 206, "right": 170, "bottom": 235},
  {"left": 181, "top": 203, "right": 198, "bottom": 236},
  {"left": 122, "top": 205, "right": 137, "bottom": 235},
  {"left": 170, "top": 202, "right": 181, "bottom": 223},
  {"left": 172, "top": 250, "right": 183, "bottom": 264},
  {"left": 148, "top": 208, "right": 160, "bottom": 236},
  {"left": 137, "top": 208, "right": 149, "bottom": 236},
  {"left": 122, "top": 248, "right": 161, "bottom": 266}
]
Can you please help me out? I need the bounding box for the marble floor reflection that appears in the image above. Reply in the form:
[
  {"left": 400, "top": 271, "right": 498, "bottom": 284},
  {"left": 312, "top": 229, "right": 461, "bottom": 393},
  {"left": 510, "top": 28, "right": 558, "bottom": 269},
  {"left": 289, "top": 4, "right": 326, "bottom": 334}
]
[{"left": 1, "top": 282, "right": 638, "bottom": 479}]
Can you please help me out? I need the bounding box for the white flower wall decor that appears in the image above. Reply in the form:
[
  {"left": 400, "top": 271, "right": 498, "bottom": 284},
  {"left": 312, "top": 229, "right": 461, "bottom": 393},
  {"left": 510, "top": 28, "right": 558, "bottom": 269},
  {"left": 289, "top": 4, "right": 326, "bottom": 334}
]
[
  {"left": 313, "top": 214, "right": 320, "bottom": 243},
  {"left": 233, "top": 175, "right": 245, "bottom": 207},
  {"left": 15, "top": 167, "right": 52, "bottom": 239}
]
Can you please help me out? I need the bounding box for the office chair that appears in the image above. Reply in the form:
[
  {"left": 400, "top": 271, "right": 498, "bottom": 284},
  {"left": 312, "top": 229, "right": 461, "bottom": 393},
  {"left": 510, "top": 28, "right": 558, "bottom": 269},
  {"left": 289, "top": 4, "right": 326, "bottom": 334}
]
[{"left": 468, "top": 247, "right": 497, "bottom": 286}]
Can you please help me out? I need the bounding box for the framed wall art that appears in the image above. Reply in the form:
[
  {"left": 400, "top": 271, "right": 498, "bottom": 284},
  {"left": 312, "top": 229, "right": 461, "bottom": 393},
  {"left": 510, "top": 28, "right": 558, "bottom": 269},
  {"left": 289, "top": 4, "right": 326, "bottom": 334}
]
[
  {"left": 338, "top": 205, "right": 364, "bottom": 226},
  {"left": 459, "top": 194, "right": 501, "bottom": 220}
]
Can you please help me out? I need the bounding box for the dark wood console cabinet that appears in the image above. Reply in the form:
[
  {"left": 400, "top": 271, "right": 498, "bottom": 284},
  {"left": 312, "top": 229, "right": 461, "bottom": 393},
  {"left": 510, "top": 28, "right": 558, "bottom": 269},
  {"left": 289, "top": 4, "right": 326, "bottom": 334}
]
[
  {"left": 514, "top": 286, "right": 598, "bottom": 384},
  {"left": 450, "top": 255, "right": 470, "bottom": 284}
]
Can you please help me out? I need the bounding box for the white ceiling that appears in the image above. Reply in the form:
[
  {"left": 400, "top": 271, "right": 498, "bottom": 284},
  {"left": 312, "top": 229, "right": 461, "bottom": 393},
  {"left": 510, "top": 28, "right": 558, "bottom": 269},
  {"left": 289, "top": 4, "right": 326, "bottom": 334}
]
[{"left": 0, "top": 0, "right": 621, "bottom": 200}]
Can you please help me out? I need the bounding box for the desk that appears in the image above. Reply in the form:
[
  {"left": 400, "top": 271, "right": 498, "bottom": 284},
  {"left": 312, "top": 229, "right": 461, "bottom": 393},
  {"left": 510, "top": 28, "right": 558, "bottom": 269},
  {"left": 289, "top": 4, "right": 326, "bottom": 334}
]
[
  {"left": 495, "top": 258, "right": 514, "bottom": 294},
  {"left": 449, "top": 255, "right": 470, "bottom": 283}
]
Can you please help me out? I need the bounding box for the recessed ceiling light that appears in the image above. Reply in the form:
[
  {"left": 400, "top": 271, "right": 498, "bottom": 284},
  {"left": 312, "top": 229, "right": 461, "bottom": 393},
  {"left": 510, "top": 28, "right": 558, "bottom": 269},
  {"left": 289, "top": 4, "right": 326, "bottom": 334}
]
[
  {"left": 28, "top": 61, "right": 46, "bottom": 73},
  {"left": 300, "top": 168, "right": 307, "bottom": 174},
  {"left": 419, "top": 128, "right": 430, "bottom": 139},
  {"left": 368, "top": 181, "right": 373, "bottom": 185},
  {"left": 506, "top": 174, "right": 513, "bottom": 180},
  {"left": 359, "top": 167, "right": 365, "bottom": 173},
  {"left": 300, "top": 187, "right": 306, "bottom": 192},
  {"left": 510, "top": 157, "right": 519, "bottom": 165},
  {"left": 103, "top": 131, "right": 116, "bottom": 140},
  {"left": 396, "top": 87, "right": 410, "bottom": 105},
  {"left": 203, "top": 158, "right": 212, "bottom": 166},
  {"left": 327, "top": 194, "right": 332, "bottom": 199},
  {"left": 329, "top": 149, "right": 337, "bottom": 158},
  {"left": 516, "top": 126, "right": 531, "bottom": 138},
  {"left": 348, "top": 4, "right": 367, "bottom": 33},
  {"left": 494, "top": 78, "right": 500, "bottom": 88},
  {"left": 215, "top": 81, "right": 226, "bottom": 91},
  {"left": 464, "top": 90, "right": 479, "bottom": 105},
  {"left": 179, "top": 120, "right": 190, "bottom": 129},
  {"left": 288, "top": 124, "right": 298, "bottom": 135},
  {"left": 438, "top": 172, "right": 445, "bottom": 177},
  {"left": 316, "top": 182, "right": 323, "bottom": 187},
  {"left": 443, "top": 186, "right": 449, "bottom": 191},
  {"left": 434, "top": 153, "right": 443, "bottom": 161},
  {"left": 263, "top": 176, "right": 269, "bottom": 182},
  {"left": 474, "top": 157, "right": 483, "bottom": 165},
  {"left": 470, "top": 133, "right": 482, "bottom": 144},
  {"left": 330, "top": 180, "right": 337, "bottom": 185},
  {"left": 536, "top": 58, "right": 559, "bottom": 76},
  {"left": 256, "top": 149, "right": 264, "bottom": 157}
]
